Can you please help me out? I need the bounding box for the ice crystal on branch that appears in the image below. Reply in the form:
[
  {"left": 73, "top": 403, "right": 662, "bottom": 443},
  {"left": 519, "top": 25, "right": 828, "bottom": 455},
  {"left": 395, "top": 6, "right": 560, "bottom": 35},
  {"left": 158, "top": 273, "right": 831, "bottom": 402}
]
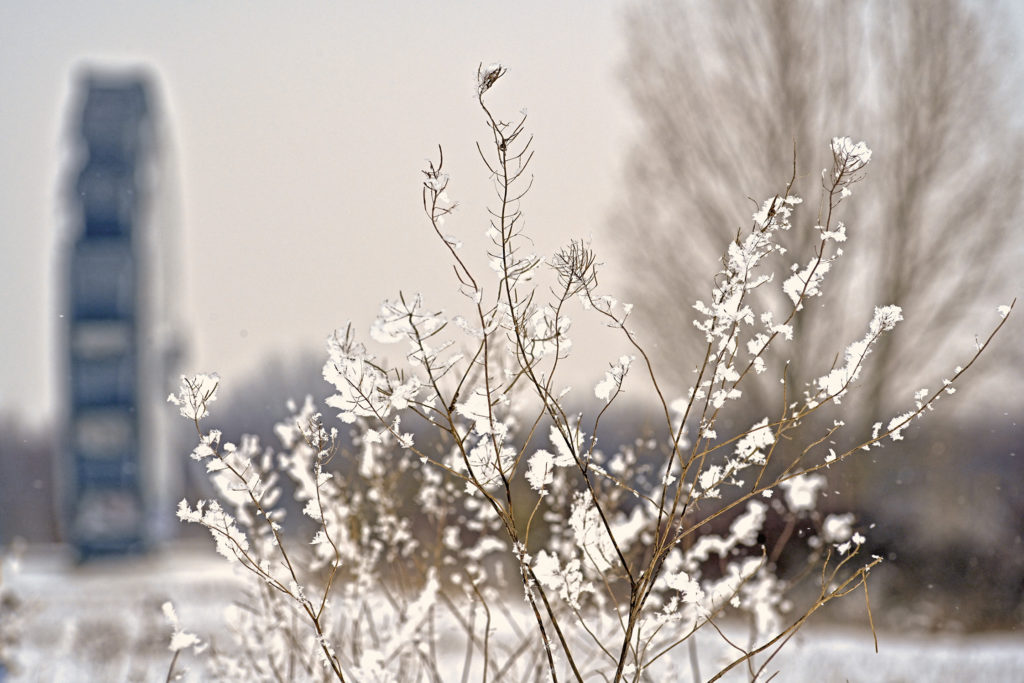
[
  {"left": 162, "top": 602, "right": 202, "bottom": 654},
  {"left": 167, "top": 373, "right": 219, "bottom": 421},
  {"left": 830, "top": 136, "right": 872, "bottom": 174},
  {"left": 595, "top": 355, "right": 634, "bottom": 402},
  {"left": 322, "top": 325, "right": 390, "bottom": 423},
  {"left": 476, "top": 62, "right": 506, "bottom": 96},
  {"left": 814, "top": 305, "right": 903, "bottom": 403}
]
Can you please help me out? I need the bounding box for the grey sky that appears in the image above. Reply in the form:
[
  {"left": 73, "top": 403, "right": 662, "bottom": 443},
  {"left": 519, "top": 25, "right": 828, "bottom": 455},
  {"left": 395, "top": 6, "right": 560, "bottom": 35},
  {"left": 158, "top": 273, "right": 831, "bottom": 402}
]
[{"left": 0, "top": 1, "right": 632, "bottom": 427}]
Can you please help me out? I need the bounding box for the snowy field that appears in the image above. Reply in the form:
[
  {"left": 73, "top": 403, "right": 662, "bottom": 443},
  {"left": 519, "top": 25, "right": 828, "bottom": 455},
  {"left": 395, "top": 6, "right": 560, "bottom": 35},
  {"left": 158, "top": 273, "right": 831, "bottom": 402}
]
[{"left": 3, "top": 543, "right": 1023, "bottom": 682}]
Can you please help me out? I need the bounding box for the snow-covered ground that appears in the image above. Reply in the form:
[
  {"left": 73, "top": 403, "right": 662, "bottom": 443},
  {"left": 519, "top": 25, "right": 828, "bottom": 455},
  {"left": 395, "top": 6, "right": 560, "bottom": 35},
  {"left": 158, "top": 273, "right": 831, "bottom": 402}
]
[
  {"left": 3, "top": 543, "right": 1022, "bottom": 682},
  {"left": 2, "top": 543, "right": 236, "bottom": 682}
]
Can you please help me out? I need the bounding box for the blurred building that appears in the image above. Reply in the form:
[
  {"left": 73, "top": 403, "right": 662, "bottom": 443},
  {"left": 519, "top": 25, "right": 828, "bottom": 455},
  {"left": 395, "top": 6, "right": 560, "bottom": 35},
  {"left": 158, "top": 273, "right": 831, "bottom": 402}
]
[{"left": 59, "top": 69, "right": 181, "bottom": 557}]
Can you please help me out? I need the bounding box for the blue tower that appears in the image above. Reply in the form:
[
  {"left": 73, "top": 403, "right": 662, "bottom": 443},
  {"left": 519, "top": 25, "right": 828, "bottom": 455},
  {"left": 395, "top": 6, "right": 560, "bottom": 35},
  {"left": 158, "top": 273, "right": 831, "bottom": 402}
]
[{"left": 61, "top": 71, "right": 178, "bottom": 557}]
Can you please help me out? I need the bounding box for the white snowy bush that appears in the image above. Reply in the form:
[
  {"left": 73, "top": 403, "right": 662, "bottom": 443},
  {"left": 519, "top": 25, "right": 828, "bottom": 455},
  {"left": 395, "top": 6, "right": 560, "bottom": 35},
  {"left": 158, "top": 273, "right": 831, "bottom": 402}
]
[
  {"left": 164, "top": 65, "right": 1013, "bottom": 682},
  {"left": 0, "top": 544, "right": 24, "bottom": 678}
]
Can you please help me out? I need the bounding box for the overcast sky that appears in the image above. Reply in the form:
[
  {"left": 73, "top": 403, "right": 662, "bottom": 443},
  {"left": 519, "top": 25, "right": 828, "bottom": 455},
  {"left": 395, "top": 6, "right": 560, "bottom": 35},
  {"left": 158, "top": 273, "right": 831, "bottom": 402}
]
[
  {"left": 0, "top": 1, "right": 634, "bottom": 427},
  {"left": 4, "top": 2, "right": 1024, "bottom": 431}
]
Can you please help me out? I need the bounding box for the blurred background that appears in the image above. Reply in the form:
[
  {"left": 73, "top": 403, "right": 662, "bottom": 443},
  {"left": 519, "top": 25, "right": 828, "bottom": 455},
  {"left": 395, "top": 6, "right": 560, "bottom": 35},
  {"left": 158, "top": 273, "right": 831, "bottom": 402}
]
[{"left": 1, "top": 0, "right": 1022, "bottom": 665}]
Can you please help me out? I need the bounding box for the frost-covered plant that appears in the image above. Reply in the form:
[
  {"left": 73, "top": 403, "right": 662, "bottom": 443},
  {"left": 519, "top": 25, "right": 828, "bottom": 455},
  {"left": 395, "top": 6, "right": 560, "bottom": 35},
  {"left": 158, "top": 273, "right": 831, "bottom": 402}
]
[{"left": 165, "top": 64, "right": 1013, "bottom": 682}]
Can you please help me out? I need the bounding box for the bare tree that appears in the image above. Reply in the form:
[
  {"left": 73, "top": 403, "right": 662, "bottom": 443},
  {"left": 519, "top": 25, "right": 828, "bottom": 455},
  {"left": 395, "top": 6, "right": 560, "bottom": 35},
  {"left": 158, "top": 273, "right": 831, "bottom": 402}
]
[{"left": 613, "top": 0, "right": 1024, "bottom": 429}]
